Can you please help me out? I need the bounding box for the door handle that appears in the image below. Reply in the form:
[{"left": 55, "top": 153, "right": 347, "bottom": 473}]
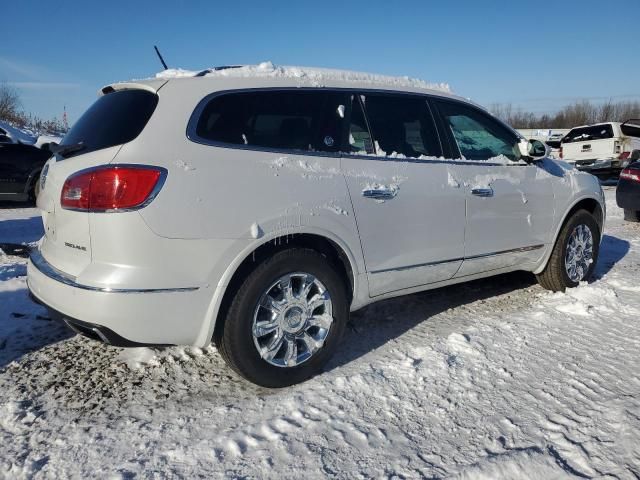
[
  {"left": 471, "top": 187, "right": 493, "bottom": 197},
  {"left": 362, "top": 187, "right": 398, "bottom": 200}
]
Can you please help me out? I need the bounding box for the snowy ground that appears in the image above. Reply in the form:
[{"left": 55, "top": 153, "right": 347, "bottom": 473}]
[{"left": 0, "top": 189, "right": 639, "bottom": 479}]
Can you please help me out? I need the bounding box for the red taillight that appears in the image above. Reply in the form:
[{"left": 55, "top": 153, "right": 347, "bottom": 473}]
[
  {"left": 61, "top": 166, "right": 165, "bottom": 211},
  {"left": 619, "top": 151, "right": 631, "bottom": 160},
  {"left": 620, "top": 167, "right": 640, "bottom": 183},
  {"left": 559, "top": 146, "right": 563, "bottom": 159}
]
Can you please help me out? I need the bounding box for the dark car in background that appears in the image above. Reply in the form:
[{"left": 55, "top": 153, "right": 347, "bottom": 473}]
[
  {"left": 616, "top": 154, "right": 640, "bottom": 222},
  {"left": 0, "top": 143, "right": 51, "bottom": 203}
]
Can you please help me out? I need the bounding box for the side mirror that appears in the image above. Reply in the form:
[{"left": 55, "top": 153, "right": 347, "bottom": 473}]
[{"left": 518, "top": 138, "right": 550, "bottom": 162}]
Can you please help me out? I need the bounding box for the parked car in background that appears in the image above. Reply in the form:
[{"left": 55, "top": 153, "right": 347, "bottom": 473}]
[
  {"left": 0, "top": 121, "right": 61, "bottom": 150},
  {"left": 616, "top": 153, "right": 640, "bottom": 221},
  {"left": 560, "top": 120, "right": 640, "bottom": 177},
  {"left": 0, "top": 120, "right": 37, "bottom": 145},
  {"left": 35, "top": 134, "right": 62, "bottom": 151},
  {"left": 0, "top": 142, "right": 51, "bottom": 202},
  {"left": 27, "top": 65, "right": 605, "bottom": 387}
]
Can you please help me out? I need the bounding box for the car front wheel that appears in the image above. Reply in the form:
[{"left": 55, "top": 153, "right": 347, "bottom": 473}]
[
  {"left": 216, "top": 248, "right": 348, "bottom": 387},
  {"left": 536, "top": 210, "right": 601, "bottom": 292}
]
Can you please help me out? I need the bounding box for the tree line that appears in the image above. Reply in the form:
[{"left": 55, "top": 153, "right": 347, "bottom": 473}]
[
  {"left": 490, "top": 100, "right": 640, "bottom": 129},
  {"left": 0, "top": 83, "right": 68, "bottom": 136}
]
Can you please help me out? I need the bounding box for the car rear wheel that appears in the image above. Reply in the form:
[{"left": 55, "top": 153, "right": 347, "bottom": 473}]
[
  {"left": 29, "top": 172, "right": 41, "bottom": 203},
  {"left": 216, "top": 248, "right": 348, "bottom": 387},
  {"left": 623, "top": 209, "right": 639, "bottom": 222},
  {"left": 536, "top": 210, "right": 600, "bottom": 292}
]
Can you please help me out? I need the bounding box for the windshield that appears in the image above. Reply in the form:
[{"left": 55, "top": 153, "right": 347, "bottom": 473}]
[
  {"left": 562, "top": 124, "right": 614, "bottom": 144},
  {"left": 60, "top": 89, "right": 158, "bottom": 158}
]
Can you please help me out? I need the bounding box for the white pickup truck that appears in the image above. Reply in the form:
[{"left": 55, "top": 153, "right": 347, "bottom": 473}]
[{"left": 560, "top": 120, "right": 640, "bottom": 177}]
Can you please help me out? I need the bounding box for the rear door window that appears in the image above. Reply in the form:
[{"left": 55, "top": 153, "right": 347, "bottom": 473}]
[
  {"left": 562, "top": 125, "right": 614, "bottom": 143},
  {"left": 360, "top": 94, "right": 442, "bottom": 158},
  {"left": 347, "top": 95, "right": 375, "bottom": 154},
  {"left": 60, "top": 89, "right": 158, "bottom": 158},
  {"left": 435, "top": 100, "right": 521, "bottom": 161},
  {"left": 193, "top": 90, "right": 348, "bottom": 153}
]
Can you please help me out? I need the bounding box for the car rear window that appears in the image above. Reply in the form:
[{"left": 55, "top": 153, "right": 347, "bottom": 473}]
[
  {"left": 59, "top": 89, "right": 158, "bottom": 158},
  {"left": 192, "top": 90, "right": 348, "bottom": 153},
  {"left": 621, "top": 120, "right": 640, "bottom": 138},
  {"left": 562, "top": 125, "right": 614, "bottom": 144}
]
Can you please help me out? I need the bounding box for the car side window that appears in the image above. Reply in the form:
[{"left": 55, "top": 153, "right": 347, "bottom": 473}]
[
  {"left": 194, "top": 90, "right": 348, "bottom": 153},
  {"left": 361, "top": 94, "right": 442, "bottom": 158},
  {"left": 347, "top": 95, "right": 374, "bottom": 154},
  {"left": 436, "top": 100, "right": 521, "bottom": 161}
]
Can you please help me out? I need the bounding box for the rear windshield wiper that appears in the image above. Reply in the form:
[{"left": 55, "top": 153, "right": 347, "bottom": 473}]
[{"left": 51, "top": 141, "right": 85, "bottom": 158}]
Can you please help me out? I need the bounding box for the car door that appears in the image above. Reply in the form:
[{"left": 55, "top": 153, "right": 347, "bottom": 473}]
[
  {"left": 341, "top": 92, "right": 466, "bottom": 297},
  {"left": 432, "top": 98, "right": 555, "bottom": 277}
]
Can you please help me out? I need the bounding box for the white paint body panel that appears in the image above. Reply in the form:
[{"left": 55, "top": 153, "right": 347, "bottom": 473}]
[
  {"left": 455, "top": 163, "right": 555, "bottom": 276},
  {"left": 341, "top": 156, "right": 465, "bottom": 296},
  {"left": 27, "top": 72, "right": 605, "bottom": 347}
]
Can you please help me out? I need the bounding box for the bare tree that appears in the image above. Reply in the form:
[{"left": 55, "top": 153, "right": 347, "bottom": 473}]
[
  {"left": 0, "top": 83, "right": 21, "bottom": 120},
  {"left": 491, "top": 100, "right": 640, "bottom": 129},
  {"left": 0, "top": 84, "right": 68, "bottom": 134}
]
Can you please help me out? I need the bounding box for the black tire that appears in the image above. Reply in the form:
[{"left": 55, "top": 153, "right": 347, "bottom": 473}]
[
  {"left": 536, "top": 210, "right": 601, "bottom": 292},
  {"left": 623, "top": 209, "right": 640, "bottom": 222},
  {"left": 216, "top": 248, "right": 348, "bottom": 388},
  {"left": 29, "top": 173, "right": 41, "bottom": 204}
]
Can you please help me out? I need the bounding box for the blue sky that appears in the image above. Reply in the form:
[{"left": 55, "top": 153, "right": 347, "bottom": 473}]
[{"left": 2, "top": 0, "right": 639, "bottom": 123}]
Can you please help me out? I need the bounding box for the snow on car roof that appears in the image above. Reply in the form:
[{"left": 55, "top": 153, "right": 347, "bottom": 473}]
[{"left": 153, "top": 61, "right": 452, "bottom": 94}]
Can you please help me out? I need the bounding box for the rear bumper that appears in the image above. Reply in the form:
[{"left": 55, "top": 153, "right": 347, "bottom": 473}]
[
  {"left": 27, "top": 249, "right": 216, "bottom": 347},
  {"left": 572, "top": 158, "right": 622, "bottom": 174},
  {"left": 616, "top": 181, "right": 640, "bottom": 210},
  {"left": 29, "top": 291, "right": 160, "bottom": 347}
]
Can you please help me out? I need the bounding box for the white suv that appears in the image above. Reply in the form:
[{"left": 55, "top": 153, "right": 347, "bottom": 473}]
[
  {"left": 27, "top": 65, "right": 605, "bottom": 387},
  {"left": 560, "top": 120, "right": 640, "bottom": 176}
]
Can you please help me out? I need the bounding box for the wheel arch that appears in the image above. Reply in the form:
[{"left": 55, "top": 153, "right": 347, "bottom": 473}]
[
  {"left": 196, "top": 230, "right": 361, "bottom": 347},
  {"left": 23, "top": 166, "right": 42, "bottom": 197},
  {"left": 533, "top": 195, "right": 604, "bottom": 275}
]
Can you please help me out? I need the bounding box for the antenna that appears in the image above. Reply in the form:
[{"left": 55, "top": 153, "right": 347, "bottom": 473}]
[{"left": 154, "top": 45, "right": 169, "bottom": 70}]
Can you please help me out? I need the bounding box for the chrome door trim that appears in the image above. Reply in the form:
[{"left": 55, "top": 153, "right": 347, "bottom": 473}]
[
  {"left": 185, "top": 87, "right": 528, "bottom": 167},
  {"left": 471, "top": 187, "right": 494, "bottom": 197},
  {"left": 370, "top": 257, "right": 464, "bottom": 274},
  {"left": 464, "top": 244, "right": 544, "bottom": 261},
  {"left": 361, "top": 187, "right": 398, "bottom": 200},
  {"left": 369, "top": 244, "right": 544, "bottom": 274}
]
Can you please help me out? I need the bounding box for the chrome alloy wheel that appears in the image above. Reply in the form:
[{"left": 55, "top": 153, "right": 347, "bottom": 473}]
[
  {"left": 565, "top": 224, "right": 594, "bottom": 282},
  {"left": 252, "top": 272, "right": 333, "bottom": 367}
]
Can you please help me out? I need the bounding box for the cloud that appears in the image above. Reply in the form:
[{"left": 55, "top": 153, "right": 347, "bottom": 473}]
[
  {"left": 0, "top": 57, "right": 46, "bottom": 79},
  {"left": 6, "top": 81, "right": 81, "bottom": 90},
  {"left": 0, "top": 57, "right": 81, "bottom": 91}
]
